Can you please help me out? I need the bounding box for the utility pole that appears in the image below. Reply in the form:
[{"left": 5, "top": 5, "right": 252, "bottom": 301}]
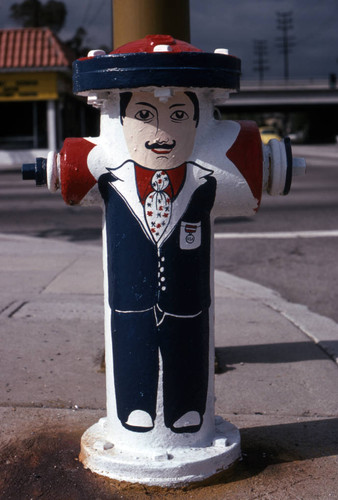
[
  {"left": 253, "top": 39, "right": 269, "bottom": 84},
  {"left": 112, "top": 0, "right": 190, "bottom": 49},
  {"left": 276, "top": 11, "right": 295, "bottom": 81}
]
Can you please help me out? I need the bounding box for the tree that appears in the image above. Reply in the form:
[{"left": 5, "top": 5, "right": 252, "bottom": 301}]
[
  {"left": 10, "top": 0, "right": 67, "bottom": 33},
  {"left": 9, "top": 0, "right": 110, "bottom": 58},
  {"left": 65, "top": 27, "right": 90, "bottom": 58}
]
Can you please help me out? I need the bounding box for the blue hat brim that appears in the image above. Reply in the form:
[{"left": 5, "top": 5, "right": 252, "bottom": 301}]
[{"left": 73, "top": 52, "right": 241, "bottom": 94}]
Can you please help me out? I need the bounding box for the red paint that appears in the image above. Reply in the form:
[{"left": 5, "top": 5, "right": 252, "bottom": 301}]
[
  {"left": 111, "top": 35, "right": 203, "bottom": 54},
  {"left": 78, "top": 35, "right": 202, "bottom": 62},
  {"left": 226, "top": 121, "right": 263, "bottom": 208},
  {"left": 59, "top": 138, "right": 97, "bottom": 205}
]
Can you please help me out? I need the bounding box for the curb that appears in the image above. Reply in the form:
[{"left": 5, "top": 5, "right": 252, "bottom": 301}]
[{"left": 215, "top": 269, "right": 338, "bottom": 364}]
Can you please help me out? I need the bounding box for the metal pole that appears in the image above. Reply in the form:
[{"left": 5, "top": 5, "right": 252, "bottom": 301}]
[
  {"left": 47, "top": 100, "right": 57, "bottom": 151},
  {"left": 112, "top": 0, "right": 190, "bottom": 49},
  {"left": 32, "top": 102, "right": 38, "bottom": 148}
]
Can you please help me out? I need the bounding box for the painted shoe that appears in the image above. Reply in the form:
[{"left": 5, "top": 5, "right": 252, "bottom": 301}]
[
  {"left": 124, "top": 410, "right": 154, "bottom": 432},
  {"left": 171, "top": 411, "right": 202, "bottom": 433}
]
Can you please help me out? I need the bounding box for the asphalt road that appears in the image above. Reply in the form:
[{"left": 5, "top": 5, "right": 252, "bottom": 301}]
[
  {"left": 214, "top": 146, "right": 338, "bottom": 324},
  {"left": 1, "top": 144, "right": 338, "bottom": 323}
]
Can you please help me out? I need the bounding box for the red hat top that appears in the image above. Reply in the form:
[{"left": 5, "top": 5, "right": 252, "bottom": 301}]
[
  {"left": 73, "top": 34, "right": 241, "bottom": 94},
  {"left": 111, "top": 34, "right": 202, "bottom": 54}
]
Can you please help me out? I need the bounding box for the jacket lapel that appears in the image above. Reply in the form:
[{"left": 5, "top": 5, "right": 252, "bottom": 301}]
[
  {"left": 158, "top": 163, "right": 213, "bottom": 246},
  {"left": 107, "top": 161, "right": 153, "bottom": 241},
  {"left": 106, "top": 161, "right": 214, "bottom": 246}
]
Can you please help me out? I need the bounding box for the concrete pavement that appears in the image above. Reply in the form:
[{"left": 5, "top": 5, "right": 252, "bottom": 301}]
[{"left": 0, "top": 232, "right": 338, "bottom": 499}]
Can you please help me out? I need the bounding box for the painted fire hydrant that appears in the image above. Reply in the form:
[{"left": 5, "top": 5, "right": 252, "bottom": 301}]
[{"left": 22, "top": 35, "right": 305, "bottom": 486}]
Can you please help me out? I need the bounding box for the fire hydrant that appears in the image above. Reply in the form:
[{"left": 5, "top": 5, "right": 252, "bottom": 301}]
[{"left": 22, "top": 35, "right": 305, "bottom": 487}]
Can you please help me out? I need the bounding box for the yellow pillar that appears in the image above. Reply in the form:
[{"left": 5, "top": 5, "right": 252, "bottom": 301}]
[{"left": 112, "top": 0, "right": 190, "bottom": 49}]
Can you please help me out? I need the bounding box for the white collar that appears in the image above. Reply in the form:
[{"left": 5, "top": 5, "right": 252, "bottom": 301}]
[{"left": 107, "top": 161, "right": 213, "bottom": 246}]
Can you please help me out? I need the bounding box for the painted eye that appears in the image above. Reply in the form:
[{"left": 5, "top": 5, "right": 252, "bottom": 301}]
[
  {"left": 135, "top": 109, "right": 155, "bottom": 122},
  {"left": 170, "top": 110, "right": 189, "bottom": 122}
]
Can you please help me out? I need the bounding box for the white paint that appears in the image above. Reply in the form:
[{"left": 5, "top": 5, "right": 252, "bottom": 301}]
[
  {"left": 154, "top": 88, "right": 174, "bottom": 101},
  {"left": 80, "top": 416, "right": 240, "bottom": 487},
  {"left": 153, "top": 44, "right": 173, "bottom": 52},
  {"left": 214, "top": 48, "right": 229, "bottom": 55},
  {"left": 87, "top": 49, "right": 106, "bottom": 57},
  {"left": 262, "top": 139, "right": 305, "bottom": 195},
  {"left": 214, "top": 230, "right": 338, "bottom": 239},
  {"left": 46, "top": 151, "right": 59, "bottom": 192},
  {"left": 263, "top": 138, "right": 287, "bottom": 195}
]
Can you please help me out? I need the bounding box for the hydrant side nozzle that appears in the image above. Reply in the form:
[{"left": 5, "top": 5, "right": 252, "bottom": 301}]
[
  {"left": 292, "top": 156, "right": 307, "bottom": 177},
  {"left": 264, "top": 138, "right": 289, "bottom": 196},
  {"left": 22, "top": 157, "right": 47, "bottom": 186},
  {"left": 263, "top": 137, "right": 306, "bottom": 196}
]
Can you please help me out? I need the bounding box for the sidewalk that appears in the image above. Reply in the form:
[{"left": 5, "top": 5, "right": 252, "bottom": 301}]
[{"left": 0, "top": 233, "right": 337, "bottom": 499}]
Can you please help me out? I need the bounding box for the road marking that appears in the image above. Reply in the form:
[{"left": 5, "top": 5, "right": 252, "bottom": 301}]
[{"left": 215, "top": 230, "right": 338, "bottom": 239}]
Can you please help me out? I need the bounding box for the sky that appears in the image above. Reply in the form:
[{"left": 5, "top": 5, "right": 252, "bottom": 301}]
[{"left": 0, "top": 0, "right": 337, "bottom": 81}]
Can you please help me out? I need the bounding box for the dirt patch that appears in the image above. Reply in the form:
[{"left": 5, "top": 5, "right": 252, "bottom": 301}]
[
  {"left": 0, "top": 427, "right": 288, "bottom": 500},
  {"left": 1, "top": 418, "right": 337, "bottom": 499}
]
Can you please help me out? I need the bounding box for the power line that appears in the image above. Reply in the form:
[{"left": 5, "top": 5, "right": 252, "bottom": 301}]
[
  {"left": 81, "top": 0, "right": 94, "bottom": 27},
  {"left": 253, "top": 39, "right": 269, "bottom": 84},
  {"left": 276, "top": 11, "right": 296, "bottom": 81},
  {"left": 86, "top": 0, "right": 107, "bottom": 26}
]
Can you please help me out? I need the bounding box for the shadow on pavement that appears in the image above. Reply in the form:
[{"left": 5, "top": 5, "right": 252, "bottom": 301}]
[{"left": 215, "top": 341, "right": 337, "bottom": 371}]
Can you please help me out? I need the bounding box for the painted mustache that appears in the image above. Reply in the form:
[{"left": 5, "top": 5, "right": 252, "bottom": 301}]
[{"left": 145, "top": 140, "right": 176, "bottom": 153}]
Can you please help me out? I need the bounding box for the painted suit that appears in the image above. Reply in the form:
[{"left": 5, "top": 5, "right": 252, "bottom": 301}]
[{"left": 98, "top": 160, "right": 216, "bottom": 432}]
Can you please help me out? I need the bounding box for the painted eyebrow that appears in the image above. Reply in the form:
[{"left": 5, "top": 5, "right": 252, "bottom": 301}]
[
  {"left": 169, "top": 103, "right": 186, "bottom": 108},
  {"left": 135, "top": 101, "right": 158, "bottom": 112}
]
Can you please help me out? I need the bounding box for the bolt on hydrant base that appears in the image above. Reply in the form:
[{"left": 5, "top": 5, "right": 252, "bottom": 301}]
[{"left": 80, "top": 416, "right": 240, "bottom": 487}]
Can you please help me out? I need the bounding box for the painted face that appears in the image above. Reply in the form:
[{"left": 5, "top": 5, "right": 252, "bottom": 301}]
[{"left": 122, "top": 92, "right": 197, "bottom": 170}]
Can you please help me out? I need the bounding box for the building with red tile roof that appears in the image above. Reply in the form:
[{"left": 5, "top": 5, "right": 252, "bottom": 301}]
[
  {"left": 0, "top": 27, "right": 73, "bottom": 70},
  {"left": 0, "top": 27, "right": 98, "bottom": 156}
]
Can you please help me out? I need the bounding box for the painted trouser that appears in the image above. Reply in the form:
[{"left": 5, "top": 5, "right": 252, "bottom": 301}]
[{"left": 111, "top": 307, "right": 209, "bottom": 432}]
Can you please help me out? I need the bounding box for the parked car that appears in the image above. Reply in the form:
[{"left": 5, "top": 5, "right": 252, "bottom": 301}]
[
  {"left": 288, "top": 130, "right": 305, "bottom": 144},
  {"left": 259, "top": 126, "right": 281, "bottom": 144}
]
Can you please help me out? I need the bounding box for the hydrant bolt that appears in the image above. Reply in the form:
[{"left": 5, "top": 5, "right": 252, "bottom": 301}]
[{"left": 22, "top": 157, "right": 47, "bottom": 186}]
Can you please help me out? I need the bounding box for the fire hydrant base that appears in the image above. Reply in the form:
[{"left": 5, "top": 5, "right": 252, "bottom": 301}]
[{"left": 79, "top": 417, "right": 241, "bottom": 487}]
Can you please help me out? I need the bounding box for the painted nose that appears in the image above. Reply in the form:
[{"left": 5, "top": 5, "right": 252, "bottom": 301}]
[{"left": 155, "top": 137, "right": 169, "bottom": 144}]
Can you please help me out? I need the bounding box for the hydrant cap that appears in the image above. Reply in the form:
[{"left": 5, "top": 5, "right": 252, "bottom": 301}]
[
  {"left": 111, "top": 34, "right": 202, "bottom": 54},
  {"left": 72, "top": 34, "right": 241, "bottom": 95}
]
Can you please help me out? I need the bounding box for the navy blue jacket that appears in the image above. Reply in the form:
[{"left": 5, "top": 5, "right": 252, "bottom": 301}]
[{"left": 98, "top": 170, "right": 216, "bottom": 317}]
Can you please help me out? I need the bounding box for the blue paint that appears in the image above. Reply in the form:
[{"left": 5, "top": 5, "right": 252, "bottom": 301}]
[{"left": 73, "top": 53, "right": 241, "bottom": 93}]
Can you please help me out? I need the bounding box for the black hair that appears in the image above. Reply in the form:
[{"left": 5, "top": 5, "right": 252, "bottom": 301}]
[
  {"left": 120, "top": 92, "right": 132, "bottom": 124},
  {"left": 119, "top": 90, "right": 199, "bottom": 127},
  {"left": 184, "top": 91, "right": 199, "bottom": 127}
]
